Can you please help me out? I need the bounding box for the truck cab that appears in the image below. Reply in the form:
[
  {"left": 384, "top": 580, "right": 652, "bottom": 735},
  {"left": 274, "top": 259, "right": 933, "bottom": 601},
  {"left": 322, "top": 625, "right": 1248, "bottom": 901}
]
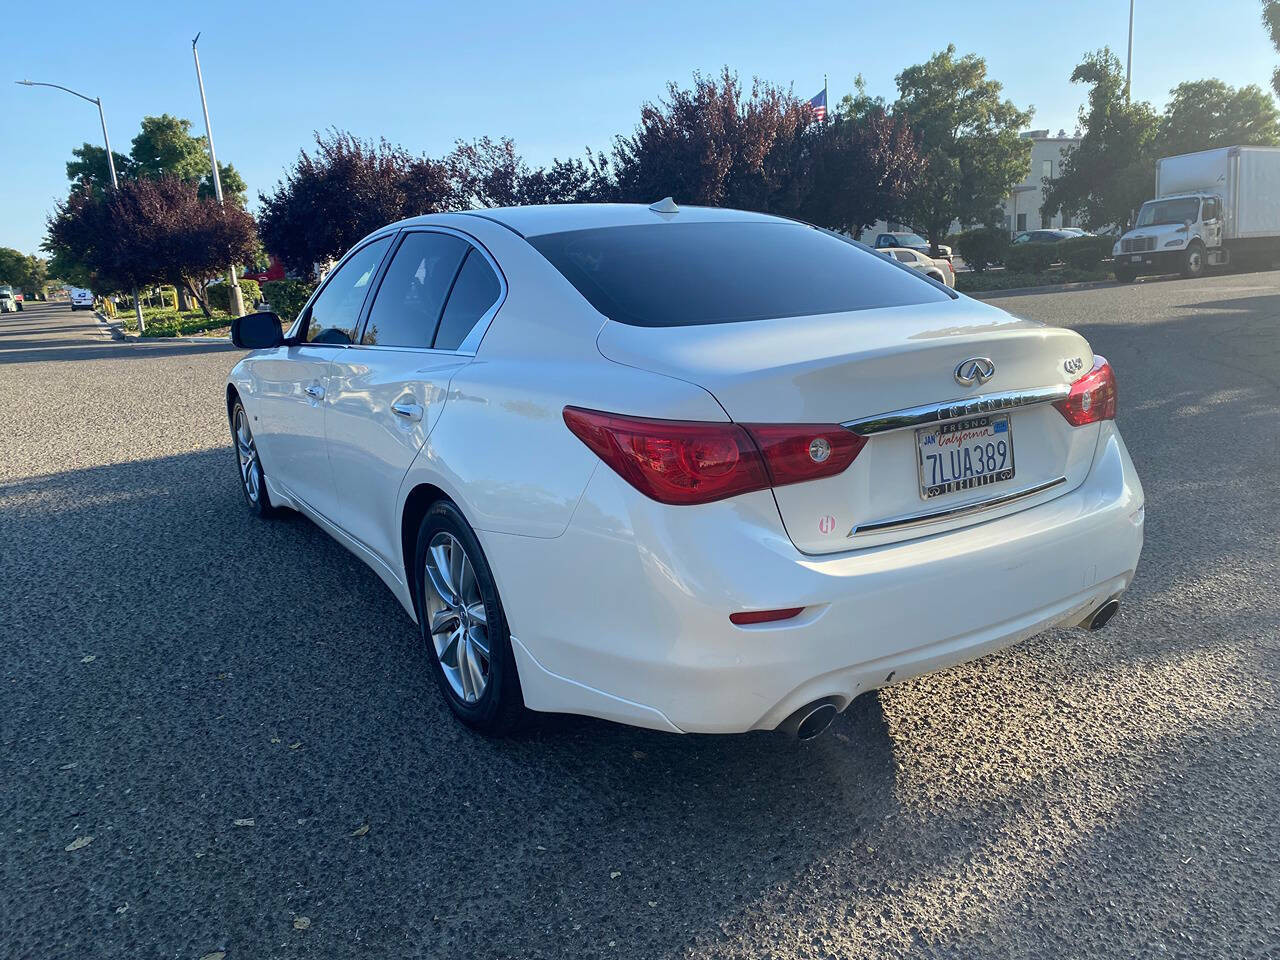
[{"left": 1112, "top": 193, "right": 1222, "bottom": 282}]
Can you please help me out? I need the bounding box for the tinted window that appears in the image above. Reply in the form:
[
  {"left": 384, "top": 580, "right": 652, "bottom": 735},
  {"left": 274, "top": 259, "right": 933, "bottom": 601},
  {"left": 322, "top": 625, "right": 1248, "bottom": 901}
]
[
  {"left": 306, "top": 236, "right": 392, "bottom": 344},
  {"left": 528, "top": 221, "right": 950, "bottom": 327},
  {"left": 434, "top": 250, "right": 502, "bottom": 350},
  {"left": 362, "top": 232, "right": 467, "bottom": 347}
]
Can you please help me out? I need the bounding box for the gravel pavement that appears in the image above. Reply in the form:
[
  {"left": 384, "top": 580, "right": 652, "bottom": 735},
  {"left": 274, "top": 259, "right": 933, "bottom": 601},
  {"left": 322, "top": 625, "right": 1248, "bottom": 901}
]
[{"left": 1, "top": 279, "right": 1277, "bottom": 959}]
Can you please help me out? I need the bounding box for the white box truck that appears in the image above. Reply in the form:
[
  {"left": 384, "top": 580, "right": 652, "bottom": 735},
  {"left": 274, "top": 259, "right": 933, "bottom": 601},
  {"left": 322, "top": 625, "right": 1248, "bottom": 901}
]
[{"left": 1112, "top": 145, "right": 1280, "bottom": 281}]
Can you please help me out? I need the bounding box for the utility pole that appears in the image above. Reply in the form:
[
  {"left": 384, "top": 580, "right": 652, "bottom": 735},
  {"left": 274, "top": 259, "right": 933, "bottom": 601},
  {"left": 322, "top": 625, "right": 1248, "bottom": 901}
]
[
  {"left": 192, "top": 33, "right": 246, "bottom": 317},
  {"left": 1125, "top": 0, "right": 1134, "bottom": 103},
  {"left": 16, "top": 80, "right": 145, "bottom": 333}
]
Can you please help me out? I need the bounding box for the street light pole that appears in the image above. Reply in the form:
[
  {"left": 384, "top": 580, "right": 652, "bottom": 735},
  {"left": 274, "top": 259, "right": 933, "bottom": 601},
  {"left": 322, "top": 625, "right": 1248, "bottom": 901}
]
[
  {"left": 1125, "top": 0, "right": 1134, "bottom": 103},
  {"left": 16, "top": 79, "right": 144, "bottom": 333},
  {"left": 192, "top": 33, "right": 246, "bottom": 318}
]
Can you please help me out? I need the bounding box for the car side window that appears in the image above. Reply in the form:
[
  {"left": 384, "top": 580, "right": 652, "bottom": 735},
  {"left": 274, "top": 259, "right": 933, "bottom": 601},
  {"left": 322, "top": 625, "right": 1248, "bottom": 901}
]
[
  {"left": 433, "top": 250, "right": 502, "bottom": 351},
  {"left": 1202, "top": 198, "right": 1219, "bottom": 220},
  {"left": 892, "top": 250, "right": 914, "bottom": 263},
  {"left": 362, "top": 232, "right": 468, "bottom": 348},
  {"left": 305, "top": 236, "right": 393, "bottom": 344}
]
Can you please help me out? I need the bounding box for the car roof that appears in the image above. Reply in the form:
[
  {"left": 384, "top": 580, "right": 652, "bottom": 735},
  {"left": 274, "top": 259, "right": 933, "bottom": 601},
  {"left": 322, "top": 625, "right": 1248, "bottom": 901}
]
[{"left": 388, "top": 203, "right": 790, "bottom": 239}]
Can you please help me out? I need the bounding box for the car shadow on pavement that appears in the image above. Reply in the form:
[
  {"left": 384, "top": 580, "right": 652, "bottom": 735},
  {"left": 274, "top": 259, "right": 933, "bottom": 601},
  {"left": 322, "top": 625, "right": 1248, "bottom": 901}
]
[
  {"left": 0, "top": 445, "right": 904, "bottom": 960},
  {"left": 0, "top": 337, "right": 238, "bottom": 365}
]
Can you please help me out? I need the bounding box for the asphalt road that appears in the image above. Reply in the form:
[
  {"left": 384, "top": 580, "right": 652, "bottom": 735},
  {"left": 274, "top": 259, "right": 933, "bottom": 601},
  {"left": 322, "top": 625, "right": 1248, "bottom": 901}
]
[{"left": 2, "top": 279, "right": 1277, "bottom": 960}]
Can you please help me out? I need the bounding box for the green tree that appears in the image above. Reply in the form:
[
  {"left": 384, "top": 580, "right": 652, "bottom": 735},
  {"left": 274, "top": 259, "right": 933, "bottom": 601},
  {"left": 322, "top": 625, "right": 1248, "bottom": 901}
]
[
  {"left": 65, "top": 143, "right": 136, "bottom": 192},
  {"left": 1264, "top": 1, "right": 1280, "bottom": 97},
  {"left": 1041, "top": 48, "right": 1160, "bottom": 231},
  {"left": 0, "top": 248, "right": 49, "bottom": 296},
  {"left": 63, "top": 113, "right": 246, "bottom": 204},
  {"left": 1158, "top": 79, "right": 1280, "bottom": 155},
  {"left": 892, "top": 45, "right": 1032, "bottom": 252}
]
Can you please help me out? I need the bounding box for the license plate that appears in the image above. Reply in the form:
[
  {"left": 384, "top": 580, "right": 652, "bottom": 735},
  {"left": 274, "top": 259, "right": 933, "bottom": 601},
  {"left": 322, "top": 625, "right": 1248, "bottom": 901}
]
[
  {"left": 916, "top": 415, "right": 1015, "bottom": 499},
  {"left": 1130, "top": 254, "right": 1143, "bottom": 262}
]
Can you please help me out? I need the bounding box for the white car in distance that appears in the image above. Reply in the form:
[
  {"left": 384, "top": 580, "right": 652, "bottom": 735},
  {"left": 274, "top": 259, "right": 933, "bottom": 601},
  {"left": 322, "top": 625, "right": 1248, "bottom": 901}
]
[
  {"left": 226, "top": 201, "right": 1144, "bottom": 740},
  {"left": 882, "top": 246, "right": 955, "bottom": 286}
]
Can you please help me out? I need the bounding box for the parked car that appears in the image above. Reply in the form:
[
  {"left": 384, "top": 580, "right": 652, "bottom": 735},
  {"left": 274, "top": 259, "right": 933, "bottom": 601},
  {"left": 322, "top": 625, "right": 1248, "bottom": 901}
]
[
  {"left": 226, "top": 202, "right": 1144, "bottom": 739},
  {"left": 0, "top": 286, "right": 20, "bottom": 313},
  {"left": 69, "top": 288, "right": 94, "bottom": 311},
  {"left": 1012, "top": 229, "right": 1077, "bottom": 245},
  {"left": 873, "top": 231, "right": 953, "bottom": 262},
  {"left": 882, "top": 246, "right": 955, "bottom": 286}
]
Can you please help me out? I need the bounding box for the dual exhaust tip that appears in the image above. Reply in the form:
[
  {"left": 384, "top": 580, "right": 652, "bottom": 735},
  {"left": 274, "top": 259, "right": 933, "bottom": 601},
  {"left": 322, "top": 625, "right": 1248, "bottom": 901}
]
[{"left": 779, "top": 598, "right": 1124, "bottom": 742}]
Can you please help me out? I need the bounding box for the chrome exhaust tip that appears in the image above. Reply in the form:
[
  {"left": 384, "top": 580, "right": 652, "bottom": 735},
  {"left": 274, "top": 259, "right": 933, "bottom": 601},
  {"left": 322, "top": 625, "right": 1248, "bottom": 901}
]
[
  {"left": 779, "top": 699, "right": 840, "bottom": 740},
  {"left": 1085, "top": 598, "right": 1121, "bottom": 632}
]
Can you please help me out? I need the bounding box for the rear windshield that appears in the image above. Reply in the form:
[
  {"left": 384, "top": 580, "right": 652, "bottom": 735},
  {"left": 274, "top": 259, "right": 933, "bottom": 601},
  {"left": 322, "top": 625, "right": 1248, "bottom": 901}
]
[{"left": 527, "top": 221, "right": 950, "bottom": 327}]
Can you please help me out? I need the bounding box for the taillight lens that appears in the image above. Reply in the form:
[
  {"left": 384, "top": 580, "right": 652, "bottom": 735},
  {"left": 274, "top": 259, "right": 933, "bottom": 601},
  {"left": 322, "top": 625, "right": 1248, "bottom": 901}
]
[
  {"left": 741, "top": 423, "right": 866, "bottom": 486},
  {"left": 563, "top": 407, "right": 865, "bottom": 506},
  {"left": 1054, "top": 356, "right": 1117, "bottom": 426}
]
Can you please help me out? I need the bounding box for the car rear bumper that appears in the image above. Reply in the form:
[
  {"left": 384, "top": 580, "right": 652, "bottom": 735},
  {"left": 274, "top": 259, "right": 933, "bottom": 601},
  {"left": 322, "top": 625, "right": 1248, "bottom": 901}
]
[{"left": 484, "top": 422, "right": 1144, "bottom": 734}]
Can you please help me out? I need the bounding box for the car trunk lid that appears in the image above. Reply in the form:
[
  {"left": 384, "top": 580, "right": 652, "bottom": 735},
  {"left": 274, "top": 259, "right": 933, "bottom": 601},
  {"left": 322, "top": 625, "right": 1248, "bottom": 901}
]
[{"left": 596, "top": 298, "right": 1100, "bottom": 553}]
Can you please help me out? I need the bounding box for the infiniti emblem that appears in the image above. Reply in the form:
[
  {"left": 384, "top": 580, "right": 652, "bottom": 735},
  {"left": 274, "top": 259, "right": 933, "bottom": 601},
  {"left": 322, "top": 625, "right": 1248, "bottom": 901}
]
[{"left": 954, "top": 357, "right": 996, "bottom": 387}]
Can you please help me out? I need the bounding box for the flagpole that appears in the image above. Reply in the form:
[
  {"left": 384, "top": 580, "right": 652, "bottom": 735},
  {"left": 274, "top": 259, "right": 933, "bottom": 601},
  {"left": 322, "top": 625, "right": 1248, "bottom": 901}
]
[{"left": 824, "top": 74, "right": 829, "bottom": 121}]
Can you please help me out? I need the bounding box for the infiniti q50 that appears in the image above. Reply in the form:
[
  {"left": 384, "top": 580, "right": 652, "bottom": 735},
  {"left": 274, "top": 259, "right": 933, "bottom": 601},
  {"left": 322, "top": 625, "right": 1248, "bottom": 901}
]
[{"left": 225, "top": 202, "right": 1144, "bottom": 739}]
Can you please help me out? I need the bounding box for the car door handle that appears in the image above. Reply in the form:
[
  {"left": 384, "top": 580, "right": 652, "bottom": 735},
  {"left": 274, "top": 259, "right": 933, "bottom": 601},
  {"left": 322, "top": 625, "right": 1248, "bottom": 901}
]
[
  {"left": 391, "top": 401, "right": 423, "bottom": 422},
  {"left": 304, "top": 384, "right": 325, "bottom": 400}
]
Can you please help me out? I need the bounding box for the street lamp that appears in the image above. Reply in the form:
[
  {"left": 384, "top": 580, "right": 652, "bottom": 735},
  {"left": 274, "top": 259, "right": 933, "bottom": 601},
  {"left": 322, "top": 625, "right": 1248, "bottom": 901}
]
[
  {"left": 192, "top": 33, "right": 246, "bottom": 317},
  {"left": 15, "top": 79, "right": 145, "bottom": 333}
]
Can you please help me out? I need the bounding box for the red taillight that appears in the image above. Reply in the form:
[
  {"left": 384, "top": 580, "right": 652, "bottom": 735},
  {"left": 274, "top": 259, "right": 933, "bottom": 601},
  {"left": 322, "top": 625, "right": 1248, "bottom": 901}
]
[
  {"left": 730, "top": 607, "right": 805, "bottom": 626},
  {"left": 563, "top": 407, "right": 865, "bottom": 506},
  {"left": 1054, "top": 356, "right": 1117, "bottom": 426},
  {"left": 741, "top": 423, "right": 866, "bottom": 486}
]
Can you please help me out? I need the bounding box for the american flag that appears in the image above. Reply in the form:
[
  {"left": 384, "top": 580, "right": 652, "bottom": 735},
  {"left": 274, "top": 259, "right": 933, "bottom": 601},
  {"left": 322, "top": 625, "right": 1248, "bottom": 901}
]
[{"left": 808, "top": 89, "right": 827, "bottom": 121}]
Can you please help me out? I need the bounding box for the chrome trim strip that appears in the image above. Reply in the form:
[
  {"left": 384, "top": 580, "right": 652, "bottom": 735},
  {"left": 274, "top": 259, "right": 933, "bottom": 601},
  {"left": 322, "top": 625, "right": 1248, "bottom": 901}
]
[
  {"left": 848, "top": 476, "right": 1068, "bottom": 537},
  {"left": 842, "top": 384, "right": 1071, "bottom": 436}
]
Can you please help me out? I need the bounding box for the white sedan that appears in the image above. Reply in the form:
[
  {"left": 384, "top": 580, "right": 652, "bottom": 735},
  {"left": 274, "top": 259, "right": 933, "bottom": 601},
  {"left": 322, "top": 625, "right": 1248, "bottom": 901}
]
[
  {"left": 882, "top": 246, "right": 955, "bottom": 286},
  {"left": 226, "top": 202, "right": 1144, "bottom": 739}
]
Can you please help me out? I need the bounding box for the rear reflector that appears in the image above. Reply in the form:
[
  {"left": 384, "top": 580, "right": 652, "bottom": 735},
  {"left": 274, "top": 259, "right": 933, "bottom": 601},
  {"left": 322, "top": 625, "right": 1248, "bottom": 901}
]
[
  {"left": 729, "top": 607, "right": 805, "bottom": 626},
  {"left": 563, "top": 407, "right": 866, "bottom": 506},
  {"left": 1053, "top": 356, "right": 1117, "bottom": 426}
]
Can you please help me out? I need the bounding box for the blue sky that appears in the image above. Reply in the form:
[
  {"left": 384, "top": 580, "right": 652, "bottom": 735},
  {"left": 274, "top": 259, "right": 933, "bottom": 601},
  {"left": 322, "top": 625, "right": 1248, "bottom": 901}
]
[{"left": 2, "top": 0, "right": 1275, "bottom": 255}]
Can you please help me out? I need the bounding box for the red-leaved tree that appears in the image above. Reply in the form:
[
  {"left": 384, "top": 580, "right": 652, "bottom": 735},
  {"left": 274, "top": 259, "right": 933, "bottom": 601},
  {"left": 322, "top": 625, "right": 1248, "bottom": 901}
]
[{"left": 47, "top": 175, "right": 258, "bottom": 316}]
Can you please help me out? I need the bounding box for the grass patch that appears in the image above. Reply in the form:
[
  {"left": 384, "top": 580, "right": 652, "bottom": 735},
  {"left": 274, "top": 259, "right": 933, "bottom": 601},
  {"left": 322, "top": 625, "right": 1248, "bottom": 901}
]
[
  {"left": 956, "top": 265, "right": 1113, "bottom": 294},
  {"left": 118, "top": 306, "right": 233, "bottom": 338}
]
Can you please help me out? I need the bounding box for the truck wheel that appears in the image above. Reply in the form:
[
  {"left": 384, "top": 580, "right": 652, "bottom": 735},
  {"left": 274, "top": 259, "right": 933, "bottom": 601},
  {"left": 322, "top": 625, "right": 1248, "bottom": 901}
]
[
  {"left": 1182, "top": 242, "right": 1205, "bottom": 279},
  {"left": 1113, "top": 266, "right": 1138, "bottom": 283}
]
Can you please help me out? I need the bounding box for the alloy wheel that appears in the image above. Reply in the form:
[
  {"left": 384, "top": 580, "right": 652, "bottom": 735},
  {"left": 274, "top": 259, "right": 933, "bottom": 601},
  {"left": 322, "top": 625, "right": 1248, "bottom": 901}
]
[
  {"left": 423, "top": 532, "right": 491, "bottom": 703},
  {"left": 233, "top": 406, "right": 260, "bottom": 504}
]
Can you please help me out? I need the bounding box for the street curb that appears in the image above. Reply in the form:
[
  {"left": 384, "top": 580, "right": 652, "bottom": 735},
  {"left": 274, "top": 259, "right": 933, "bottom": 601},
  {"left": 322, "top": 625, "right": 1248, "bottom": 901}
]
[
  {"left": 965, "top": 279, "right": 1120, "bottom": 300},
  {"left": 94, "top": 309, "right": 127, "bottom": 340},
  {"left": 93, "top": 309, "right": 232, "bottom": 344}
]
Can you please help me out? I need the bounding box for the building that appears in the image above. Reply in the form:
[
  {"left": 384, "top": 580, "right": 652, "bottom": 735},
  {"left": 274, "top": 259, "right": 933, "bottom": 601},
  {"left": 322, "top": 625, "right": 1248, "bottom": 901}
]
[{"left": 999, "top": 129, "right": 1081, "bottom": 235}]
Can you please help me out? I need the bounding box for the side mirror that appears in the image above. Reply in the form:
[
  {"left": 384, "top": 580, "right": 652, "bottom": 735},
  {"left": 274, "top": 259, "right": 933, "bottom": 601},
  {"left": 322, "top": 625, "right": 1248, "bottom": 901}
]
[{"left": 231, "top": 311, "right": 283, "bottom": 349}]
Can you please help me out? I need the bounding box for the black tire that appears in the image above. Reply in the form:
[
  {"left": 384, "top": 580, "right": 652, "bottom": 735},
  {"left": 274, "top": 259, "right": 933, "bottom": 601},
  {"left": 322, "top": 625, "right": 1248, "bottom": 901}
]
[
  {"left": 415, "top": 501, "right": 525, "bottom": 735},
  {"left": 229, "top": 398, "right": 277, "bottom": 518},
  {"left": 1182, "top": 241, "right": 1205, "bottom": 279},
  {"left": 1113, "top": 266, "right": 1139, "bottom": 283}
]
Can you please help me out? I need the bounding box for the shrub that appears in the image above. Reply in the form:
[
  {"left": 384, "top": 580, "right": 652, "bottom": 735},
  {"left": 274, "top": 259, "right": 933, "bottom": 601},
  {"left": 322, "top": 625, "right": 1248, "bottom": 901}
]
[
  {"left": 206, "top": 277, "right": 262, "bottom": 315},
  {"left": 261, "top": 278, "right": 316, "bottom": 325},
  {"left": 953, "top": 228, "right": 1009, "bottom": 272},
  {"left": 1061, "top": 235, "right": 1114, "bottom": 271},
  {"left": 1004, "top": 242, "right": 1057, "bottom": 273}
]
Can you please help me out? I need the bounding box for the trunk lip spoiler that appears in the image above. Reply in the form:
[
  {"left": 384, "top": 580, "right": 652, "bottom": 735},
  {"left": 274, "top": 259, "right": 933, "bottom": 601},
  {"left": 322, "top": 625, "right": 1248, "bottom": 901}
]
[{"left": 842, "top": 384, "right": 1072, "bottom": 437}]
